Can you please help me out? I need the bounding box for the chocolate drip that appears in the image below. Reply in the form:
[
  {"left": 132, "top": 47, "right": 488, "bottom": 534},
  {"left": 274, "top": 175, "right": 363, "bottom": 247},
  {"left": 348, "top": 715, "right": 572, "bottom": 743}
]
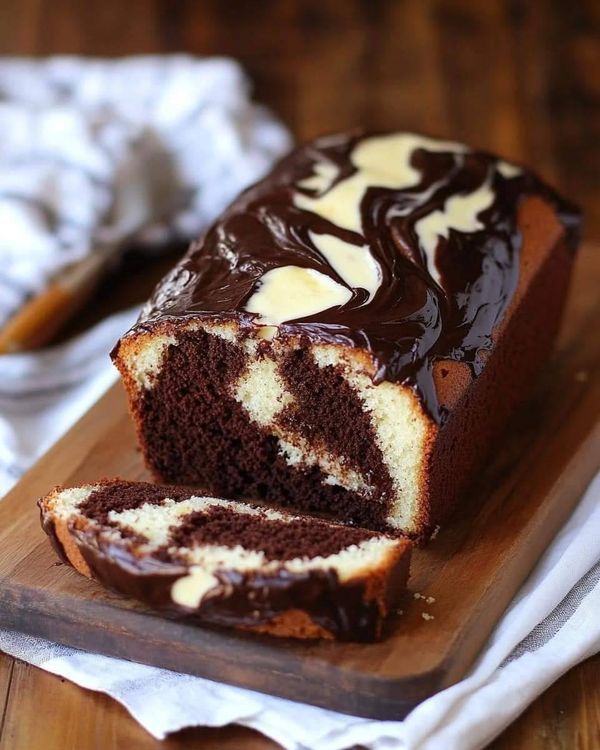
[
  {"left": 130, "top": 131, "right": 580, "bottom": 421},
  {"left": 72, "top": 530, "right": 388, "bottom": 641}
]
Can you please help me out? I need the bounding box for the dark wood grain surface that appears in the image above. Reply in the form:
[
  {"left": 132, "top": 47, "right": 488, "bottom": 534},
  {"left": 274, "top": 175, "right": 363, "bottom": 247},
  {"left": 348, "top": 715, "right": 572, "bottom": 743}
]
[{"left": 0, "top": 1, "right": 598, "bottom": 748}]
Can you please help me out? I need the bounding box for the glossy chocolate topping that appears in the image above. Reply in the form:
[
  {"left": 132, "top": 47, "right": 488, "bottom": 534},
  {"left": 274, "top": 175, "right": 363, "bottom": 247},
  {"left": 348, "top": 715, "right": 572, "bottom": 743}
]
[
  {"left": 73, "top": 532, "right": 391, "bottom": 641},
  {"left": 133, "top": 131, "right": 580, "bottom": 420}
]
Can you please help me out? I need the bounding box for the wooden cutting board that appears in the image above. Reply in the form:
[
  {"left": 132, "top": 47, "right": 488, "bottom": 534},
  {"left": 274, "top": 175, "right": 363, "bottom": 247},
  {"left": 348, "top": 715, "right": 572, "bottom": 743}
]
[{"left": 0, "top": 244, "right": 598, "bottom": 721}]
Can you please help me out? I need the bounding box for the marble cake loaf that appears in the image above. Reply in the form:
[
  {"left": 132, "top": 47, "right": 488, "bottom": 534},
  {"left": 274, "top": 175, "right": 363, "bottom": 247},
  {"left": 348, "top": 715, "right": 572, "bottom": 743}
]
[
  {"left": 39, "top": 480, "right": 411, "bottom": 641},
  {"left": 113, "top": 131, "right": 580, "bottom": 537}
]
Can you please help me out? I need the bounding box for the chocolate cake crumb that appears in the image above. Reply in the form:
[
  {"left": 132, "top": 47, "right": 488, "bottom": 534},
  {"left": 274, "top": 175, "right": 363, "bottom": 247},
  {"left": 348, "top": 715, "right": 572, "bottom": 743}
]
[
  {"left": 80, "top": 480, "right": 193, "bottom": 525},
  {"left": 139, "top": 329, "right": 393, "bottom": 530},
  {"left": 167, "top": 506, "right": 376, "bottom": 561},
  {"left": 280, "top": 346, "right": 394, "bottom": 518}
]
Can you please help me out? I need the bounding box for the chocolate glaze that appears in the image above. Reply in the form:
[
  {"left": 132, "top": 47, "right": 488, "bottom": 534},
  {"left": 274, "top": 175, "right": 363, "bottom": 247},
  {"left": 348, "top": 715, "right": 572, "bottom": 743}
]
[
  {"left": 74, "top": 532, "right": 388, "bottom": 641},
  {"left": 128, "top": 131, "right": 580, "bottom": 421}
]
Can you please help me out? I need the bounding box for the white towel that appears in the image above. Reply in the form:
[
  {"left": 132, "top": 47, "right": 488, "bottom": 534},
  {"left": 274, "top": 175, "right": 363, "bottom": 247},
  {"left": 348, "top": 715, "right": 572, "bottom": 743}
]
[
  {"left": 0, "top": 308, "right": 136, "bottom": 489},
  {"left": 0, "top": 54, "right": 291, "bottom": 327},
  {"left": 0, "top": 312, "right": 598, "bottom": 749}
]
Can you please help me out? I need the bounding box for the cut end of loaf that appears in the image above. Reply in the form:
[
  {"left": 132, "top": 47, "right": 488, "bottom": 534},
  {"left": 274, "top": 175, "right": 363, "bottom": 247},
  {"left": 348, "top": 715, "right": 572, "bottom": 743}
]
[{"left": 113, "top": 318, "right": 436, "bottom": 537}]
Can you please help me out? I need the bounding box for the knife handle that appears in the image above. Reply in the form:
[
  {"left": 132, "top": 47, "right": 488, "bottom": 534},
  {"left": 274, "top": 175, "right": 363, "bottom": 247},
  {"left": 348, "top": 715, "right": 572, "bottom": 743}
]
[{"left": 0, "top": 253, "right": 107, "bottom": 353}]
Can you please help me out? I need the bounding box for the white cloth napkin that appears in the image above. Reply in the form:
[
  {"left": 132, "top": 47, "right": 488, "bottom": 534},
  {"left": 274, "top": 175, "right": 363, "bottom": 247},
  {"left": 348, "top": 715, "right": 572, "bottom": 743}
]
[
  {"left": 0, "top": 308, "right": 136, "bottom": 489},
  {"left": 0, "top": 312, "right": 598, "bottom": 749},
  {"left": 0, "top": 54, "right": 291, "bottom": 327}
]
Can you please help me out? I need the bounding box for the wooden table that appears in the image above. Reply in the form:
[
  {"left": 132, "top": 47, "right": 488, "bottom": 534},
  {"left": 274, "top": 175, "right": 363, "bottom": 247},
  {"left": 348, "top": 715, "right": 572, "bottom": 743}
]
[{"left": 0, "top": 1, "right": 598, "bottom": 747}]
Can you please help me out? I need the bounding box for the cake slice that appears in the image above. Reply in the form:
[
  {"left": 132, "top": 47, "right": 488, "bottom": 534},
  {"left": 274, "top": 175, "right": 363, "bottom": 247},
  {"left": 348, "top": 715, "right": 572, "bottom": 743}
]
[
  {"left": 112, "top": 131, "right": 580, "bottom": 537},
  {"left": 39, "top": 480, "right": 411, "bottom": 641}
]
